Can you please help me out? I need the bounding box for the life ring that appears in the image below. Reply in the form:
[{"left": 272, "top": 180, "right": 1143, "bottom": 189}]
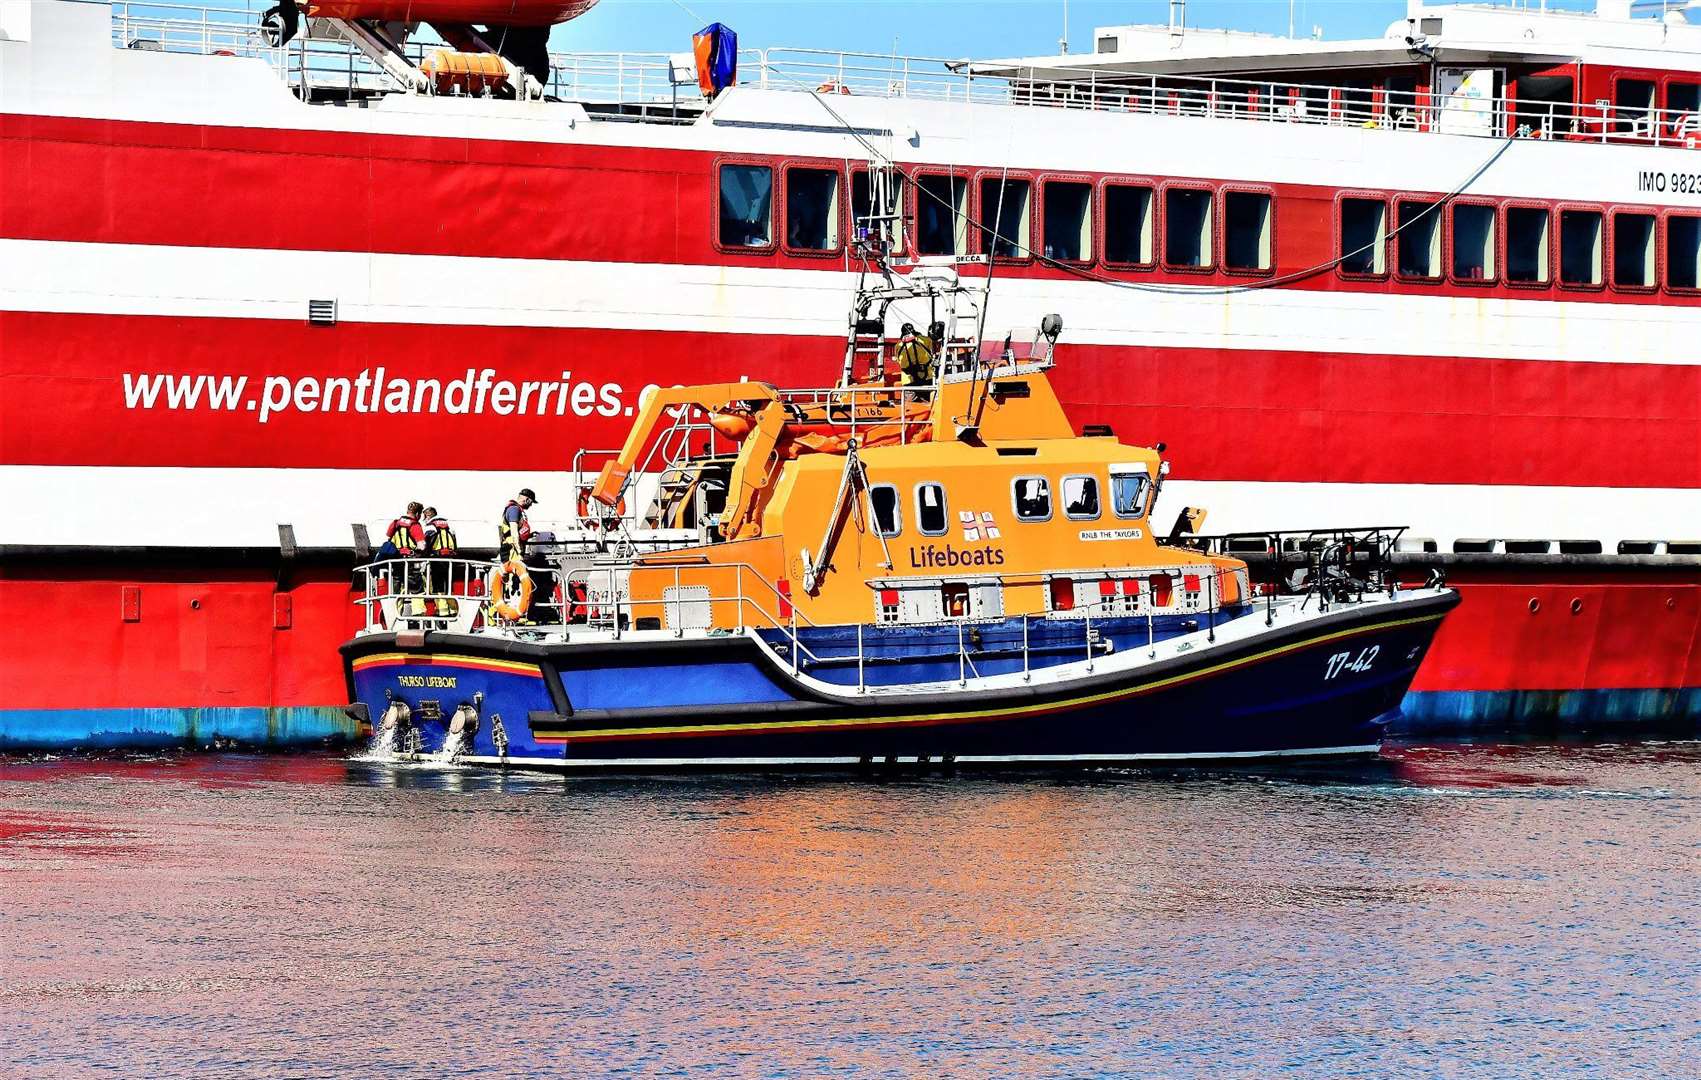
[
  {"left": 816, "top": 80, "right": 851, "bottom": 95},
  {"left": 576, "top": 490, "right": 627, "bottom": 529},
  {"left": 490, "top": 557, "right": 533, "bottom": 621}
]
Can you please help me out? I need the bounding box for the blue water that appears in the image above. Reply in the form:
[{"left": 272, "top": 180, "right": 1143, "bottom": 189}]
[{"left": 1, "top": 742, "right": 1697, "bottom": 1077}]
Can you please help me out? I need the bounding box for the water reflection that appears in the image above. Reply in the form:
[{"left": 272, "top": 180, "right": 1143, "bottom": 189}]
[{"left": 0, "top": 741, "right": 1696, "bottom": 1077}]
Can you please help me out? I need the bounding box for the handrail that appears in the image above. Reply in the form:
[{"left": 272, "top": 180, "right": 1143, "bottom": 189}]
[{"left": 103, "top": 2, "right": 1701, "bottom": 151}]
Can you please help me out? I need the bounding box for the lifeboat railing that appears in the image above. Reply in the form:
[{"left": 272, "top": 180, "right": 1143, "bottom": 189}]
[{"left": 354, "top": 556, "right": 556, "bottom": 634}]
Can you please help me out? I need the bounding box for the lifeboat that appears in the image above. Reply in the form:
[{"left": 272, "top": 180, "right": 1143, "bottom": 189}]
[{"left": 342, "top": 245, "right": 1460, "bottom": 772}]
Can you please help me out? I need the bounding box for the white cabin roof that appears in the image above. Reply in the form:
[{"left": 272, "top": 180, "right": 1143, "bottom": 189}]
[{"left": 973, "top": 3, "right": 1701, "bottom": 81}]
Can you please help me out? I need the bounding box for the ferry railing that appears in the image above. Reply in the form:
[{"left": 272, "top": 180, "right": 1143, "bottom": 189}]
[{"left": 104, "top": 4, "right": 1701, "bottom": 150}]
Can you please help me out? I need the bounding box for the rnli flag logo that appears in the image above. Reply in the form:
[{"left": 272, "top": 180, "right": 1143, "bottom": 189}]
[
  {"left": 960, "top": 510, "right": 980, "bottom": 542},
  {"left": 980, "top": 511, "right": 1001, "bottom": 540}
]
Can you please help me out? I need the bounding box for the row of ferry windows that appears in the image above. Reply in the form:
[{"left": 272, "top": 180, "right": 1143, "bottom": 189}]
[
  {"left": 867, "top": 474, "right": 1151, "bottom": 538},
  {"left": 1337, "top": 197, "right": 1701, "bottom": 290},
  {"left": 719, "top": 162, "right": 1701, "bottom": 292},
  {"left": 717, "top": 162, "right": 1274, "bottom": 271}
]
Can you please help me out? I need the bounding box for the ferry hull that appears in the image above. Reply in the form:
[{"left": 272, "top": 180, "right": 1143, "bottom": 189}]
[{"left": 341, "top": 591, "right": 1459, "bottom": 770}]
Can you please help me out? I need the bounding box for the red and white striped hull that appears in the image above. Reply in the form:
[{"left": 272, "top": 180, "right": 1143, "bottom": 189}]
[{"left": 1, "top": 1, "right": 1696, "bottom": 741}]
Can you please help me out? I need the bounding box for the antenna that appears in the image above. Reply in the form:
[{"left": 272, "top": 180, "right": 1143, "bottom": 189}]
[{"left": 1059, "top": 0, "right": 1069, "bottom": 54}]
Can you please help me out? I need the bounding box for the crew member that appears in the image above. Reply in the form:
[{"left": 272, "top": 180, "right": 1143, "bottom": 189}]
[
  {"left": 379, "top": 501, "right": 426, "bottom": 559},
  {"left": 895, "top": 322, "right": 936, "bottom": 387},
  {"left": 499, "top": 488, "right": 537, "bottom": 562},
  {"left": 422, "top": 507, "right": 457, "bottom": 556}
]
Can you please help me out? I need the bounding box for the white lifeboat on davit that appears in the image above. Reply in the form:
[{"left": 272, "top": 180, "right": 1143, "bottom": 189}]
[{"left": 296, "top": 1, "right": 599, "bottom": 25}]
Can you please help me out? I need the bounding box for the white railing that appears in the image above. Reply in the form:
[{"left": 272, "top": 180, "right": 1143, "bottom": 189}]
[{"left": 106, "top": 3, "right": 1701, "bottom": 146}]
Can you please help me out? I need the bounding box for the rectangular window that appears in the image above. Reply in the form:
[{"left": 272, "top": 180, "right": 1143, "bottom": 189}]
[
  {"left": 850, "top": 170, "right": 905, "bottom": 252},
  {"left": 1164, "top": 187, "right": 1214, "bottom": 269},
  {"left": 718, "top": 163, "right": 773, "bottom": 249},
  {"left": 1104, "top": 184, "right": 1153, "bottom": 266},
  {"left": 1613, "top": 211, "right": 1656, "bottom": 288},
  {"left": 1617, "top": 77, "right": 1655, "bottom": 135},
  {"left": 1512, "top": 74, "right": 1575, "bottom": 137},
  {"left": 1670, "top": 82, "right": 1701, "bottom": 115},
  {"left": 1042, "top": 181, "right": 1092, "bottom": 262},
  {"left": 784, "top": 166, "right": 840, "bottom": 253},
  {"left": 915, "top": 174, "right": 968, "bottom": 256},
  {"left": 1505, "top": 206, "right": 1550, "bottom": 284},
  {"left": 1111, "top": 472, "right": 1150, "bottom": 519},
  {"left": 1062, "top": 475, "right": 1100, "bottom": 520},
  {"left": 979, "top": 176, "right": 1032, "bottom": 259},
  {"left": 1451, "top": 203, "right": 1496, "bottom": 282},
  {"left": 1397, "top": 199, "right": 1442, "bottom": 279},
  {"left": 870, "top": 484, "right": 901, "bottom": 537},
  {"left": 1667, "top": 215, "right": 1701, "bottom": 290},
  {"left": 1223, "top": 191, "right": 1273, "bottom": 272},
  {"left": 1013, "top": 476, "right": 1052, "bottom": 521},
  {"left": 916, "top": 483, "right": 948, "bottom": 536},
  {"left": 1339, "top": 198, "right": 1387, "bottom": 276},
  {"left": 1560, "top": 209, "right": 1603, "bottom": 286}
]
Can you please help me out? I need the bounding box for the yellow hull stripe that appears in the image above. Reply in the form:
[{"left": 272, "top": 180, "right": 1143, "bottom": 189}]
[
  {"left": 351, "top": 652, "right": 543, "bottom": 677},
  {"left": 553, "top": 611, "right": 1447, "bottom": 741}
]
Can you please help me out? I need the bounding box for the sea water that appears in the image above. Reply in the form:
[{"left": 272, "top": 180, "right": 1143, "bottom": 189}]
[{"left": 0, "top": 741, "right": 1696, "bottom": 1077}]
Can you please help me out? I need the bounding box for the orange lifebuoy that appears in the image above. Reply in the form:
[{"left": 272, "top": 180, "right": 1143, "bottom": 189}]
[
  {"left": 576, "top": 490, "right": 627, "bottom": 529},
  {"left": 490, "top": 557, "right": 533, "bottom": 621}
]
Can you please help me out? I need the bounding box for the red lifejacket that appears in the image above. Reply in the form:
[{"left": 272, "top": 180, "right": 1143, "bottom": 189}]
[
  {"left": 386, "top": 515, "right": 422, "bottom": 554},
  {"left": 425, "top": 517, "right": 457, "bottom": 555}
]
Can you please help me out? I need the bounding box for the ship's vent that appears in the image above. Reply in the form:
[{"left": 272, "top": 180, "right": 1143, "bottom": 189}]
[{"left": 308, "top": 299, "right": 338, "bottom": 326}]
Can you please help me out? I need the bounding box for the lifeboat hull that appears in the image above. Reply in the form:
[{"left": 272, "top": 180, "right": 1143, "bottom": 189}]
[
  {"left": 342, "top": 588, "right": 1459, "bottom": 770},
  {"left": 302, "top": 1, "right": 599, "bottom": 26}
]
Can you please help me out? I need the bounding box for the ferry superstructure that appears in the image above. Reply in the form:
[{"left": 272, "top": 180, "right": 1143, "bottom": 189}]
[{"left": 0, "top": 0, "right": 1696, "bottom": 747}]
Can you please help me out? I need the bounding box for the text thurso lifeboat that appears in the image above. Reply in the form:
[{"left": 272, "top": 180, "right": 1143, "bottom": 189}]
[{"left": 299, "top": 1, "right": 599, "bottom": 26}]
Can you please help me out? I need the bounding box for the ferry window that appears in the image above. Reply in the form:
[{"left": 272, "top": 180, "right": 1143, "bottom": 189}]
[
  {"left": 915, "top": 174, "right": 969, "bottom": 256},
  {"left": 1111, "top": 473, "right": 1150, "bottom": 519},
  {"left": 1397, "top": 199, "right": 1442, "bottom": 279},
  {"left": 1043, "top": 181, "right": 1093, "bottom": 262},
  {"left": 784, "top": 167, "right": 840, "bottom": 253},
  {"left": 1164, "top": 187, "right": 1214, "bottom": 269},
  {"left": 1012, "top": 476, "right": 1052, "bottom": 521},
  {"left": 1670, "top": 83, "right": 1701, "bottom": 127},
  {"left": 979, "top": 177, "right": 1031, "bottom": 259},
  {"left": 1613, "top": 211, "right": 1656, "bottom": 288},
  {"left": 1062, "top": 476, "right": 1100, "bottom": 520},
  {"left": 870, "top": 484, "right": 902, "bottom": 537},
  {"left": 1616, "top": 78, "right": 1655, "bottom": 135},
  {"left": 1339, "top": 198, "right": 1387, "bottom": 276},
  {"left": 1667, "top": 215, "right": 1701, "bottom": 290},
  {"left": 1451, "top": 203, "right": 1496, "bottom": 282},
  {"left": 718, "top": 163, "right": 773, "bottom": 249},
  {"left": 1505, "top": 206, "right": 1551, "bottom": 284},
  {"left": 916, "top": 483, "right": 948, "bottom": 536},
  {"left": 1560, "top": 209, "right": 1603, "bottom": 286},
  {"left": 1223, "top": 191, "right": 1272, "bottom": 272},
  {"left": 1339, "top": 80, "right": 1376, "bottom": 126},
  {"left": 1512, "top": 74, "right": 1575, "bottom": 137},
  {"left": 850, "top": 169, "right": 906, "bottom": 252},
  {"left": 1104, "top": 184, "right": 1154, "bottom": 266}
]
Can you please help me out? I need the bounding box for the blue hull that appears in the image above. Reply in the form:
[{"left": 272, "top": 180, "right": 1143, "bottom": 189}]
[{"left": 343, "top": 591, "right": 1459, "bottom": 769}]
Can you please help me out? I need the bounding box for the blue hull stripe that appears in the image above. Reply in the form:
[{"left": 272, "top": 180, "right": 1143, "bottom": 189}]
[{"left": 0, "top": 707, "right": 358, "bottom": 752}]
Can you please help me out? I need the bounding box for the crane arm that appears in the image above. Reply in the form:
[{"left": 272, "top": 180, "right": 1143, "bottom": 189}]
[{"left": 590, "top": 382, "right": 779, "bottom": 506}]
